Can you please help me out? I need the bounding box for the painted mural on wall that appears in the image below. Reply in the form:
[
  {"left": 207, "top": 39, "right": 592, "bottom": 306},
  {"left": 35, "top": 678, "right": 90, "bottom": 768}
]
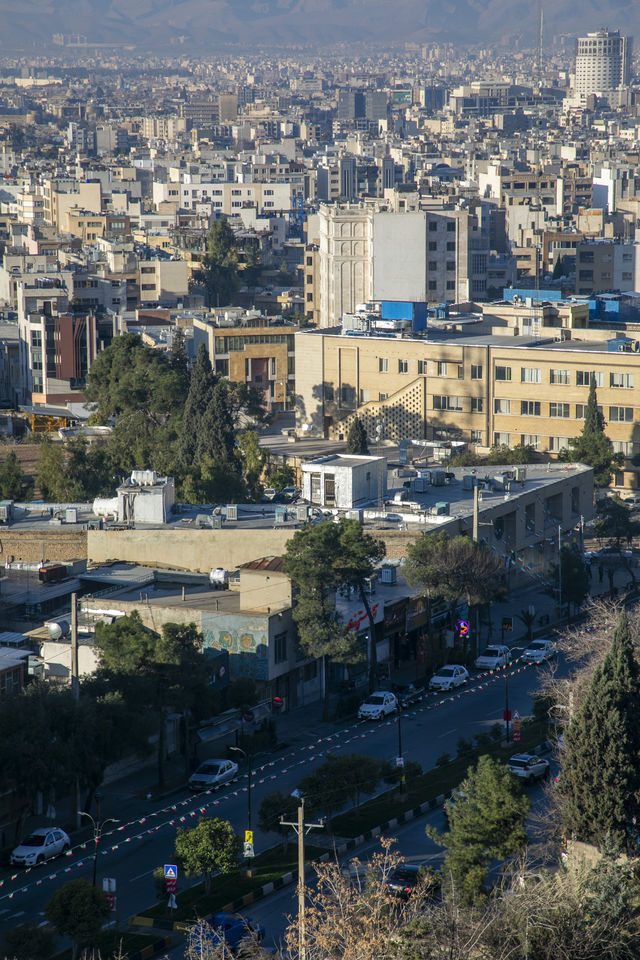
[{"left": 201, "top": 612, "right": 269, "bottom": 680}]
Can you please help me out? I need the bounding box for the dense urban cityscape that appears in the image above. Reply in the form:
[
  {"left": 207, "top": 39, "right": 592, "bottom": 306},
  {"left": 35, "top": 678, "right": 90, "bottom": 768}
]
[{"left": 1, "top": 6, "right": 640, "bottom": 958}]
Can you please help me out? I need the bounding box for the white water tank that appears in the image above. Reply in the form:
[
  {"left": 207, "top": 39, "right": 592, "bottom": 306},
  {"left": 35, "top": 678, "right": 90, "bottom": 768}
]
[{"left": 92, "top": 497, "right": 119, "bottom": 519}]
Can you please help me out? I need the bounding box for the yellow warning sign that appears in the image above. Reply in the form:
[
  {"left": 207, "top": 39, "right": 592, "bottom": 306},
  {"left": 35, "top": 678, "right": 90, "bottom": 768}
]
[{"left": 245, "top": 830, "right": 253, "bottom": 844}]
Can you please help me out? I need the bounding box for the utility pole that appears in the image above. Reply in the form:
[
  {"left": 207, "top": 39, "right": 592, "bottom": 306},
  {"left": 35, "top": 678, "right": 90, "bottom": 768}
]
[
  {"left": 472, "top": 482, "right": 479, "bottom": 542},
  {"left": 280, "top": 796, "right": 324, "bottom": 960},
  {"left": 70, "top": 592, "right": 79, "bottom": 702}
]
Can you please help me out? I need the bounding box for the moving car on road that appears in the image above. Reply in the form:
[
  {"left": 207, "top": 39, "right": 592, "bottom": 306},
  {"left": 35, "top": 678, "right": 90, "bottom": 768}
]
[
  {"left": 521, "top": 640, "right": 556, "bottom": 664},
  {"left": 507, "top": 753, "right": 550, "bottom": 783},
  {"left": 385, "top": 864, "right": 423, "bottom": 898},
  {"left": 188, "top": 758, "right": 239, "bottom": 792},
  {"left": 10, "top": 827, "right": 70, "bottom": 866},
  {"left": 474, "top": 645, "right": 511, "bottom": 671},
  {"left": 429, "top": 665, "right": 470, "bottom": 692},
  {"left": 357, "top": 691, "right": 398, "bottom": 720}
]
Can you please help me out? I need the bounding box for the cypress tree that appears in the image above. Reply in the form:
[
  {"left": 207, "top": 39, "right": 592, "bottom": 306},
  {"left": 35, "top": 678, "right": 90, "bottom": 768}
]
[
  {"left": 346, "top": 416, "right": 369, "bottom": 455},
  {"left": 563, "top": 375, "right": 621, "bottom": 486},
  {"left": 198, "top": 379, "right": 237, "bottom": 466},
  {"left": 559, "top": 610, "right": 640, "bottom": 848},
  {"left": 179, "top": 343, "right": 215, "bottom": 469}
]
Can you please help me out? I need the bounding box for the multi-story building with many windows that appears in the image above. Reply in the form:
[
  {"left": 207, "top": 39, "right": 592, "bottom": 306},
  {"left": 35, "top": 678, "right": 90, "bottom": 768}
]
[{"left": 295, "top": 299, "right": 640, "bottom": 489}]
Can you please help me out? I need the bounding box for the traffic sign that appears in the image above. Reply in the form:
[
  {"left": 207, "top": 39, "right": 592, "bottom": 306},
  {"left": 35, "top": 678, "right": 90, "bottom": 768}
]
[
  {"left": 244, "top": 841, "right": 255, "bottom": 858},
  {"left": 245, "top": 830, "right": 253, "bottom": 844},
  {"left": 166, "top": 878, "right": 177, "bottom": 893},
  {"left": 395, "top": 756, "right": 404, "bottom": 768},
  {"left": 512, "top": 711, "right": 521, "bottom": 742},
  {"left": 105, "top": 893, "right": 117, "bottom": 912},
  {"left": 456, "top": 619, "right": 469, "bottom": 638},
  {"left": 164, "top": 864, "right": 178, "bottom": 880}
]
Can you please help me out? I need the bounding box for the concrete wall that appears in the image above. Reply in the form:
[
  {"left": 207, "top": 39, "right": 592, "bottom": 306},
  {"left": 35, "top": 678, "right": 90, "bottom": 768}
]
[
  {"left": 87, "top": 528, "right": 297, "bottom": 572},
  {"left": 0, "top": 530, "right": 87, "bottom": 563}
]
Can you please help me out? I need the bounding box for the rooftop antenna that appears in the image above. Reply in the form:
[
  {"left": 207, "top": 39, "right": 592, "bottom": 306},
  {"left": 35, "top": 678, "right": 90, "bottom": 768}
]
[{"left": 535, "top": 0, "right": 544, "bottom": 306}]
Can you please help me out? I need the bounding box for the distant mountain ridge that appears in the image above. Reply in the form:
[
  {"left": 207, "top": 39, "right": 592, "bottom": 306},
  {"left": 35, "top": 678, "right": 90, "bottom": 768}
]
[{"left": 1, "top": 0, "right": 638, "bottom": 53}]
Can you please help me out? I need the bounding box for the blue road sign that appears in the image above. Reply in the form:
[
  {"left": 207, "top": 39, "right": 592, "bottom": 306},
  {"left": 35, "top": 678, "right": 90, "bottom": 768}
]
[{"left": 164, "top": 864, "right": 178, "bottom": 880}]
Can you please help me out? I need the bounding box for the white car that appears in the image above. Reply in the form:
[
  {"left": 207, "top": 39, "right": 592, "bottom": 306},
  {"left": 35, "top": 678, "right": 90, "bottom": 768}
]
[
  {"left": 507, "top": 753, "right": 550, "bottom": 782},
  {"left": 357, "top": 691, "right": 398, "bottom": 720},
  {"left": 11, "top": 827, "right": 70, "bottom": 866},
  {"left": 429, "top": 665, "right": 470, "bottom": 692},
  {"left": 521, "top": 640, "right": 556, "bottom": 664},
  {"left": 474, "top": 644, "right": 511, "bottom": 671},
  {"left": 188, "top": 758, "right": 239, "bottom": 792}
]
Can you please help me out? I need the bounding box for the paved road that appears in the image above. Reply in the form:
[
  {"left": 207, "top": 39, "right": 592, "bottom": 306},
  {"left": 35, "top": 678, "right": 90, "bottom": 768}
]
[{"left": 0, "top": 655, "right": 560, "bottom": 935}]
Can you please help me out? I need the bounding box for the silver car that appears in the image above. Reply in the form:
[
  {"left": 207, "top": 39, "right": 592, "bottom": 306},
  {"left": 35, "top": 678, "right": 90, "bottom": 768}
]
[
  {"left": 11, "top": 827, "right": 70, "bottom": 866},
  {"left": 507, "top": 753, "right": 550, "bottom": 783},
  {"left": 188, "top": 758, "right": 239, "bottom": 792},
  {"left": 429, "top": 665, "right": 470, "bottom": 692}
]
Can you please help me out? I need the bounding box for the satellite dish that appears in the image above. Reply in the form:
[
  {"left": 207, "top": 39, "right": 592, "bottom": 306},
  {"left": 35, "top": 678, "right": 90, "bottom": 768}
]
[{"left": 47, "top": 620, "right": 70, "bottom": 640}]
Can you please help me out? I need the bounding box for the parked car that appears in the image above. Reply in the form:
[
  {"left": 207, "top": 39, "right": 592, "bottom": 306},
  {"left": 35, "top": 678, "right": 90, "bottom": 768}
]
[
  {"left": 281, "top": 486, "right": 301, "bottom": 502},
  {"left": 188, "top": 758, "right": 239, "bottom": 792},
  {"left": 194, "top": 913, "right": 265, "bottom": 954},
  {"left": 10, "top": 827, "right": 70, "bottom": 866},
  {"left": 521, "top": 640, "right": 556, "bottom": 664},
  {"left": 357, "top": 691, "right": 398, "bottom": 720},
  {"left": 507, "top": 753, "right": 550, "bottom": 783},
  {"left": 385, "top": 864, "right": 422, "bottom": 898},
  {"left": 261, "top": 488, "right": 277, "bottom": 502},
  {"left": 392, "top": 680, "right": 426, "bottom": 708},
  {"left": 429, "top": 665, "right": 470, "bottom": 692},
  {"left": 474, "top": 644, "right": 511, "bottom": 671}
]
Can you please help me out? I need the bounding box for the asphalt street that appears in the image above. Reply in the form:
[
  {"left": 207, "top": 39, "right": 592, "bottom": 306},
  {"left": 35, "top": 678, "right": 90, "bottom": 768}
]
[{"left": 0, "top": 654, "right": 562, "bottom": 936}]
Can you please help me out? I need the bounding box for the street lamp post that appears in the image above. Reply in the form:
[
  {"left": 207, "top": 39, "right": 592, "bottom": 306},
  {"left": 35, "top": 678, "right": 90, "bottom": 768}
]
[
  {"left": 79, "top": 793, "right": 119, "bottom": 887},
  {"left": 396, "top": 706, "right": 405, "bottom": 794},
  {"left": 229, "top": 746, "right": 251, "bottom": 831}
]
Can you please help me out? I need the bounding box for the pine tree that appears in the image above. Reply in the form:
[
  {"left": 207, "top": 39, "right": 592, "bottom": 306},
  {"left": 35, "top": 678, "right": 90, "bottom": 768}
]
[
  {"left": 179, "top": 343, "right": 215, "bottom": 470},
  {"left": 562, "top": 375, "right": 622, "bottom": 486},
  {"left": 197, "top": 379, "right": 238, "bottom": 466},
  {"left": 559, "top": 610, "right": 640, "bottom": 848},
  {"left": 345, "top": 416, "right": 369, "bottom": 455}
]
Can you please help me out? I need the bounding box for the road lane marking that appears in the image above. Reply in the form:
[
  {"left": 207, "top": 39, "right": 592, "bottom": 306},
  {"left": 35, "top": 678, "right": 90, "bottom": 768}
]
[
  {"left": 130, "top": 867, "right": 157, "bottom": 882},
  {"left": 438, "top": 729, "right": 456, "bottom": 738}
]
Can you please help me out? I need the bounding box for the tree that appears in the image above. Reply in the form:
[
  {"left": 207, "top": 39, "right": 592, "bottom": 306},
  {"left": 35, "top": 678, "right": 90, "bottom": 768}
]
[
  {"left": 258, "top": 790, "right": 303, "bottom": 849},
  {"left": 0, "top": 450, "right": 24, "bottom": 500},
  {"left": 204, "top": 217, "right": 240, "bottom": 307},
  {"left": 45, "top": 879, "right": 110, "bottom": 960},
  {"left": 561, "top": 377, "right": 624, "bottom": 486},
  {"left": 346, "top": 417, "right": 369, "bottom": 455},
  {"left": 333, "top": 518, "right": 386, "bottom": 690},
  {"left": 429, "top": 754, "right": 529, "bottom": 905},
  {"left": 298, "top": 754, "right": 381, "bottom": 822},
  {"left": 238, "top": 429, "right": 267, "bottom": 500},
  {"left": 179, "top": 342, "right": 215, "bottom": 471},
  {"left": 198, "top": 379, "right": 240, "bottom": 467},
  {"left": 558, "top": 610, "right": 640, "bottom": 849},
  {"left": 554, "top": 543, "right": 590, "bottom": 616},
  {"left": 268, "top": 463, "right": 296, "bottom": 492},
  {"left": 283, "top": 522, "right": 367, "bottom": 719},
  {"left": 174, "top": 817, "right": 241, "bottom": 894},
  {"left": 594, "top": 495, "right": 640, "bottom": 550}
]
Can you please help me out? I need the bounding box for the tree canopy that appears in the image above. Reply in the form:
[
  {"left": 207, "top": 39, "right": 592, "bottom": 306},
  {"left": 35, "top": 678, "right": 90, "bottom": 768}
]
[
  {"left": 203, "top": 217, "right": 240, "bottom": 307},
  {"left": 560, "top": 377, "right": 624, "bottom": 486},
  {"left": 559, "top": 610, "right": 640, "bottom": 849},
  {"left": 45, "top": 879, "right": 110, "bottom": 960},
  {"left": 346, "top": 417, "right": 369, "bottom": 455},
  {"left": 174, "top": 817, "right": 241, "bottom": 893},
  {"left": 430, "top": 754, "right": 530, "bottom": 904}
]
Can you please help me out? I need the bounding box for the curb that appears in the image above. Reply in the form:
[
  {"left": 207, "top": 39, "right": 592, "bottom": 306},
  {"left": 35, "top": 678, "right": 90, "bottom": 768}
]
[
  {"left": 128, "top": 738, "right": 555, "bottom": 932},
  {"left": 128, "top": 935, "right": 172, "bottom": 960}
]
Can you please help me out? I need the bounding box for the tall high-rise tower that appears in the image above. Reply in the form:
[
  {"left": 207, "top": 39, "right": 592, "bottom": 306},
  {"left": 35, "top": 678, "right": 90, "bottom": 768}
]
[{"left": 574, "top": 29, "right": 631, "bottom": 98}]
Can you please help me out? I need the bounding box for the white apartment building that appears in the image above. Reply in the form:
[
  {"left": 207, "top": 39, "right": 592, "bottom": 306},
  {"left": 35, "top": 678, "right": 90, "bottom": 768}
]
[{"left": 574, "top": 29, "right": 631, "bottom": 100}]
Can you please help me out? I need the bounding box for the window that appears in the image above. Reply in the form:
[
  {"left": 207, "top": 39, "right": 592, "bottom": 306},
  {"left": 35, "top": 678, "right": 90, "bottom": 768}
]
[
  {"left": 521, "top": 400, "right": 540, "bottom": 416},
  {"left": 428, "top": 241, "right": 437, "bottom": 252},
  {"left": 437, "top": 362, "right": 447, "bottom": 377},
  {"left": 447, "top": 221, "right": 455, "bottom": 232},
  {"left": 578, "top": 269, "right": 593, "bottom": 281},
  {"left": 446, "top": 280, "right": 455, "bottom": 290},
  {"left": 398, "top": 359, "right": 408, "bottom": 374},
  {"left": 550, "top": 369, "right": 570, "bottom": 385},
  {"left": 433, "top": 395, "right": 463, "bottom": 411},
  {"left": 429, "top": 220, "right": 438, "bottom": 231},
  {"left": 418, "top": 360, "right": 427, "bottom": 374},
  {"left": 471, "top": 429, "right": 483, "bottom": 443},
  {"left": 575, "top": 404, "right": 586, "bottom": 419},
  {"left": 495, "top": 366, "right": 511, "bottom": 381},
  {"left": 359, "top": 388, "right": 370, "bottom": 403},
  {"left": 471, "top": 397, "right": 483, "bottom": 413},
  {"left": 612, "top": 440, "right": 634, "bottom": 456},
  {"left": 446, "top": 241, "right": 455, "bottom": 251},
  {"left": 494, "top": 398, "right": 511, "bottom": 414},
  {"left": 609, "top": 406, "right": 634, "bottom": 422},
  {"left": 471, "top": 364, "right": 483, "bottom": 380},
  {"left": 274, "top": 632, "right": 287, "bottom": 664},
  {"left": 428, "top": 260, "right": 437, "bottom": 270},
  {"left": 521, "top": 367, "right": 541, "bottom": 384},
  {"left": 446, "top": 261, "right": 455, "bottom": 271},
  {"left": 611, "top": 372, "right": 634, "bottom": 389},
  {"left": 576, "top": 370, "right": 603, "bottom": 387},
  {"left": 378, "top": 392, "right": 388, "bottom": 401},
  {"left": 525, "top": 502, "right": 535, "bottom": 533},
  {"left": 310, "top": 472, "right": 322, "bottom": 503},
  {"left": 378, "top": 357, "right": 388, "bottom": 373},
  {"left": 549, "top": 402, "right": 570, "bottom": 418},
  {"left": 521, "top": 434, "right": 540, "bottom": 450},
  {"left": 324, "top": 475, "right": 336, "bottom": 503},
  {"left": 428, "top": 280, "right": 437, "bottom": 290},
  {"left": 493, "top": 432, "right": 511, "bottom": 446}
]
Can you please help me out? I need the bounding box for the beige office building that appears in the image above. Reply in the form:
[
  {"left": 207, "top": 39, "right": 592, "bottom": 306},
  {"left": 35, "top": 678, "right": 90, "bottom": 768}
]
[{"left": 295, "top": 301, "right": 640, "bottom": 489}]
